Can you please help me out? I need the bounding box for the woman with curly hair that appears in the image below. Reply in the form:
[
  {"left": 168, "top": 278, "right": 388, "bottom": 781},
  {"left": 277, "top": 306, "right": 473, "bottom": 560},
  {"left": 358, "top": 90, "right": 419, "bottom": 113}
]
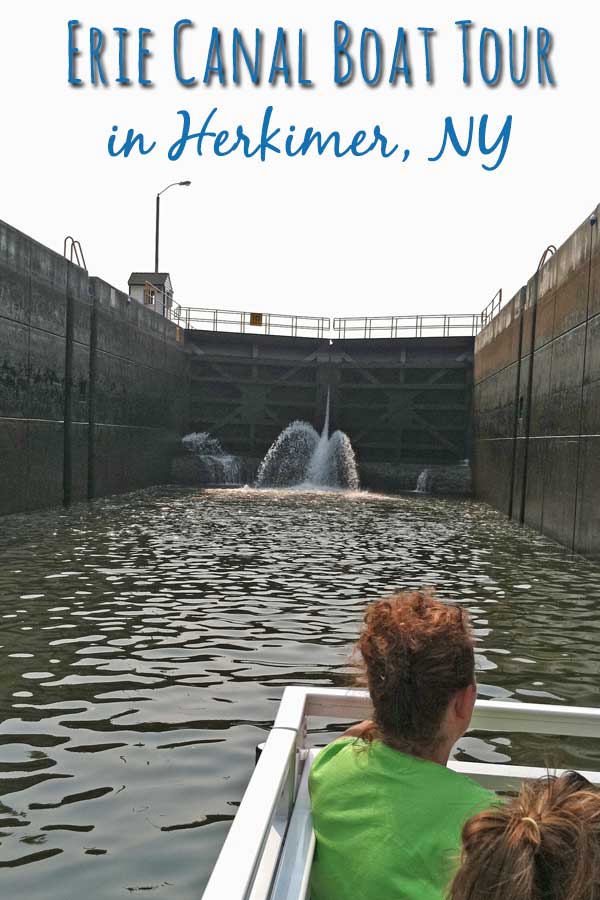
[
  {"left": 309, "top": 589, "right": 497, "bottom": 900},
  {"left": 450, "top": 771, "right": 600, "bottom": 900}
]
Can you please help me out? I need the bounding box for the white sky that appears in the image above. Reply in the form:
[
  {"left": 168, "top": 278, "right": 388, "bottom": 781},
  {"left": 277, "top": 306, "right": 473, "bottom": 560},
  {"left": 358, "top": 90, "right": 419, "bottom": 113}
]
[{"left": 0, "top": 2, "right": 598, "bottom": 318}]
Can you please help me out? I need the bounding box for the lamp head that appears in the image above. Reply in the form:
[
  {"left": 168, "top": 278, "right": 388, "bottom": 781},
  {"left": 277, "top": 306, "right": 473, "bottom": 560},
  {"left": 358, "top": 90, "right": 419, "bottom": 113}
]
[{"left": 179, "top": 181, "right": 192, "bottom": 187}]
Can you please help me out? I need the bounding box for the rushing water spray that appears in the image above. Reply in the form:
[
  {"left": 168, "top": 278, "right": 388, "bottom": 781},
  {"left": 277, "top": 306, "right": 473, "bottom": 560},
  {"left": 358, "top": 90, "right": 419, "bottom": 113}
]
[
  {"left": 255, "top": 422, "right": 319, "bottom": 488},
  {"left": 306, "top": 392, "right": 333, "bottom": 486},
  {"left": 181, "top": 432, "right": 242, "bottom": 485},
  {"left": 416, "top": 469, "right": 432, "bottom": 493},
  {"left": 256, "top": 390, "right": 359, "bottom": 490}
]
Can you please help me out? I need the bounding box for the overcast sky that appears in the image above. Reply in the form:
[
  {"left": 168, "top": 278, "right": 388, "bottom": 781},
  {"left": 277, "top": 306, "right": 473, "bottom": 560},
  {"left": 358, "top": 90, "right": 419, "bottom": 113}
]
[{"left": 0, "top": 2, "right": 598, "bottom": 319}]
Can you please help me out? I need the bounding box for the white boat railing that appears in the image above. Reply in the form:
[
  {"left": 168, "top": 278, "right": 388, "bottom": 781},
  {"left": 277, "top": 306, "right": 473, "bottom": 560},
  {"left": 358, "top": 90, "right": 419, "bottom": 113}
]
[{"left": 201, "top": 686, "right": 600, "bottom": 900}]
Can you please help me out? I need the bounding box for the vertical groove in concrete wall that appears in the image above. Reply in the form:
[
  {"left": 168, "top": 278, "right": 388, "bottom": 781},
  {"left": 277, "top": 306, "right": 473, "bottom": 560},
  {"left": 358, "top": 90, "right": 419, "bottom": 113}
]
[
  {"left": 518, "top": 271, "right": 540, "bottom": 525},
  {"left": 571, "top": 228, "right": 596, "bottom": 552},
  {"left": 63, "top": 282, "right": 74, "bottom": 506},
  {"left": 507, "top": 288, "right": 526, "bottom": 520},
  {"left": 87, "top": 290, "right": 98, "bottom": 500},
  {"left": 474, "top": 205, "right": 600, "bottom": 560}
]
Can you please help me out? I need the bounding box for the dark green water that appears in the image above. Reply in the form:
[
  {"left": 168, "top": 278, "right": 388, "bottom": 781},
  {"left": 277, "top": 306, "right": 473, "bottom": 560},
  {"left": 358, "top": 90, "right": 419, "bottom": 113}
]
[{"left": 1, "top": 486, "right": 599, "bottom": 898}]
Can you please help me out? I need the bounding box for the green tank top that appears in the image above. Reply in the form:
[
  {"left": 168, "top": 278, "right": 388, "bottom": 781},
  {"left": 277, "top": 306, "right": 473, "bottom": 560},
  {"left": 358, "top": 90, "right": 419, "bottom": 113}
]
[{"left": 309, "top": 737, "right": 496, "bottom": 900}]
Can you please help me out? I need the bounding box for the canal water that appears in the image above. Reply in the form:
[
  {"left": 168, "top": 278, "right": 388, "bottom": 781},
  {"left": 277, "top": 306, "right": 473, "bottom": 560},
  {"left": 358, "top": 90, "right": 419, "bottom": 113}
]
[{"left": 1, "top": 486, "right": 599, "bottom": 898}]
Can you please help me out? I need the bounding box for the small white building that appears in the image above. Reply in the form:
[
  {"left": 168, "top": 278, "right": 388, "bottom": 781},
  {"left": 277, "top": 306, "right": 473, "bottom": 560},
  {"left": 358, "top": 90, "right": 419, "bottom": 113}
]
[{"left": 128, "top": 273, "right": 174, "bottom": 318}]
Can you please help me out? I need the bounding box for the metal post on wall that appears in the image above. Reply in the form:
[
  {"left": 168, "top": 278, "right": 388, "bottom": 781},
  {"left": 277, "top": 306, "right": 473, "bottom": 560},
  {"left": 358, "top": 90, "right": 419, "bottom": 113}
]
[
  {"left": 87, "top": 290, "right": 98, "bottom": 501},
  {"left": 508, "top": 287, "right": 527, "bottom": 520},
  {"left": 63, "top": 267, "right": 74, "bottom": 507},
  {"left": 154, "top": 194, "right": 160, "bottom": 272},
  {"left": 517, "top": 273, "right": 539, "bottom": 526},
  {"left": 571, "top": 212, "right": 598, "bottom": 552},
  {"left": 155, "top": 180, "right": 192, "bottom": 273},
  {"left": 517, "top": 245, "right": 557, "bottom": 526},
  {"left": 62, "top": 236, "right": 88, "bottom": 507}
]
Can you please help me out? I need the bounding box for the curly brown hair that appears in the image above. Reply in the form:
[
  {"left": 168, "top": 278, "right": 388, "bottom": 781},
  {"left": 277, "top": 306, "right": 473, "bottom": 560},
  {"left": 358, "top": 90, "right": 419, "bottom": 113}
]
[
  {"left": 450, "top": 772, "right": 600, "bottom": 900},
  {"left": 355, "top": 589, "right": 475, "bottom": 755}
]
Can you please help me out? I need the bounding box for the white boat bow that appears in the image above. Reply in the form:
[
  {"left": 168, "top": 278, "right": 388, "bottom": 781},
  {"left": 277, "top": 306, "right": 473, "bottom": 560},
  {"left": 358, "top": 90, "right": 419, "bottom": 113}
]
[{"left": 202, "top": 686, "right": 600, "bottom": 900}]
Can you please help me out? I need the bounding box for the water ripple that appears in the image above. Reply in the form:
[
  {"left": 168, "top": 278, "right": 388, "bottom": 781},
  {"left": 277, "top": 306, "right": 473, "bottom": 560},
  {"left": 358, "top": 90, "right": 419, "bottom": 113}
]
[{"left": 0, "top": 486, "right": 599, "bottom": 897}]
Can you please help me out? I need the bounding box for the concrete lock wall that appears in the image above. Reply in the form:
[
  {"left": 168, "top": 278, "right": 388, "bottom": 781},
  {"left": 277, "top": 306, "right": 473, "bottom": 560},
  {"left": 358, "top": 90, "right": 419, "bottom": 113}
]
[
  {"left": 474, "top": 205, "right": 600, "bottom": 559},
  {"left": 0, "top": 220, "right": 189, "bottom": 516}
]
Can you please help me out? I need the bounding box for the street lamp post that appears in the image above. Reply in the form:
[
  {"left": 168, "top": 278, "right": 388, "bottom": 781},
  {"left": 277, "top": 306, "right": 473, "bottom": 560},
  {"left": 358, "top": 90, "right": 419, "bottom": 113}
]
[{"left": 154, "top": 180, "right": 192, "bottom": 272}]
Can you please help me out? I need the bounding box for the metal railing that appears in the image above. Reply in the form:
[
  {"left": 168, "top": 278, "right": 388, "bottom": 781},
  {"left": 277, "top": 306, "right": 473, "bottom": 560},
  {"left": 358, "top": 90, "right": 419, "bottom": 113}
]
[
  {"left": 538, "top": 245, "right": 557, "bottom": 272},
  {"left": 168, "top": 304, "right": 507, "bottom": 340},
  {"left": 333, "top": 314, "right": 482, "bottom": 339},
  {"left": 175, "top": 307, "right": 330, "bottom": 339},
  {"left": 480, "top": 289, "right": 504, "bottom": 329},
  {"left": 63, "top": 236, "right": 87, "bottom": 270},
  {"left": 141, "top": 281, "right": 173, "bottom": 318}
]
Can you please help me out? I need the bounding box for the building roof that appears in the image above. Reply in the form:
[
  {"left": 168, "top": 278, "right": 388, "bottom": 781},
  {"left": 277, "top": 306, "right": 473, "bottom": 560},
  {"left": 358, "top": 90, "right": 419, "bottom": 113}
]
[{"left": 128, "top": 272, "right": 173, "bottom": 290}]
